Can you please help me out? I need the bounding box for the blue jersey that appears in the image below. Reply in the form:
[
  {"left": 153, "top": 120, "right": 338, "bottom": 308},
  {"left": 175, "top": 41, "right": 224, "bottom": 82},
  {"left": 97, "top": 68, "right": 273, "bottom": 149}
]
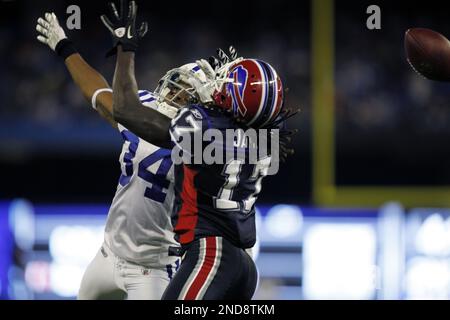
[{"left": 169, "top": 105, "right": 272, "bottom": 249}]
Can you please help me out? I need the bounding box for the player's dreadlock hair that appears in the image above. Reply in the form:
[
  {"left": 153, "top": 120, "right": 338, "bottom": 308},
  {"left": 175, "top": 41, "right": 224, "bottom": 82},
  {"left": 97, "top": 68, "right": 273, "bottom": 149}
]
[
  {"left": 261, "top": 100, "right": 299, "bottom": 163},
  {"left": 235, "top": 90, "right": 299, "bottom": 163}
]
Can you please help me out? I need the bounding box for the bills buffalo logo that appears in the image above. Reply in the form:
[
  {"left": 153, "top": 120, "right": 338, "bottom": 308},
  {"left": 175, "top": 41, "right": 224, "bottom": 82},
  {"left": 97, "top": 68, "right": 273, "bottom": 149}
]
[{"left": 227, "top": 65, "right": 248, "bottom": 117}]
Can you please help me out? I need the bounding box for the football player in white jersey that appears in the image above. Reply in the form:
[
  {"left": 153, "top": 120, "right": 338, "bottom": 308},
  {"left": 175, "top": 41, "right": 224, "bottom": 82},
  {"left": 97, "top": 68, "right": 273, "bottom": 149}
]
[{"left": 35, "top": 12, "right": 209, "bottom": 299}]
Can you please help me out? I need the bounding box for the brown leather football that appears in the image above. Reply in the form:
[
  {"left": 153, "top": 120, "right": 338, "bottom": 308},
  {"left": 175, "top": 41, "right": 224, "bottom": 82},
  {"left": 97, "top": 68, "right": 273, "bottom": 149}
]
[{"left": 405, "top": 28, "right": 450, "bottom": 82}]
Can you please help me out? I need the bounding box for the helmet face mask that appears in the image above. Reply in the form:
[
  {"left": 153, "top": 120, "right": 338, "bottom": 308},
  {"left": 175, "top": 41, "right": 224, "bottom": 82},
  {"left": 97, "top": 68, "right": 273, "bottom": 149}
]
[
  {"left": 154, "top": 68, "right": 200, "bottom": 109},
  {"left": 154, "top": 62, "right": 212, "bottom": 110}
]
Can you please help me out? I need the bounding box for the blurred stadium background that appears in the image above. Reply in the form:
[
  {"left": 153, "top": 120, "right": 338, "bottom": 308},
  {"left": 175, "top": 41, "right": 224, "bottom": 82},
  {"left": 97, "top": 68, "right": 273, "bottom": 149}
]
[{"left": 0, "top": 0, "right": 449, "bottom": 300}]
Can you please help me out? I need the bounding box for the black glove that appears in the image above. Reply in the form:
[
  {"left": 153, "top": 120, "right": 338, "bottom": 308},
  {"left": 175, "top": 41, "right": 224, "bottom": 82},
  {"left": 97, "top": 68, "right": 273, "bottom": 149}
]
[{"left": 100, "top": 0, "right": 148, "bottom": 57}]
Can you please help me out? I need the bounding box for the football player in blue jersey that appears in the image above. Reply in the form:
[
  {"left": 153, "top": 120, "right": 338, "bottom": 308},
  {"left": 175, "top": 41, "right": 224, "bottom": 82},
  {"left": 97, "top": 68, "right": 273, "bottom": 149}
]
[
  {"left": 101, "top": 0, "right": 297, "bottom": 300},
  {"left": 35, "top": 10, "right": 212, "bottom": 300}
]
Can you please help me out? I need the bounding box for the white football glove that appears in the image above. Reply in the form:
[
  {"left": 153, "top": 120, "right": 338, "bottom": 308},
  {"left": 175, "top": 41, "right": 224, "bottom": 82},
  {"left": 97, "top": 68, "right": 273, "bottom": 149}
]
[
  {"left": 191, "top": 59, "right": 217, "bottom": 104},
  {"left": 192, "top": 46, "right": 244, "bottom": 104},
  {"left": 194, "top": 58, "right": 238, "bottom": 104},
  {"left": 36, "top": 12, "right": 67, "bottom": 51}
]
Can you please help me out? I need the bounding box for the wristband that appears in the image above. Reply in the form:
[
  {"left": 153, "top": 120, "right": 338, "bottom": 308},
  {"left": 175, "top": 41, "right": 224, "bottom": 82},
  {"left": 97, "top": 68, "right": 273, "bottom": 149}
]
[
  {"left": 55, "top": 39, "right": 78, "bottom": 60},
  {"left": 105, "top": 43, "right": 137, "bottom": 58},
  {"left": 91, "top": 88, "right": 113, "bottom": 110}
]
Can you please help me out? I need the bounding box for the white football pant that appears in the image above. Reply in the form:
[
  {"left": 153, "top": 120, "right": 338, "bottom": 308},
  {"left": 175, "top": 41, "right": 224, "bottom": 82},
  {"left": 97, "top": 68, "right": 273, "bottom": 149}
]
[{"left": 78, "top": 243, "right": 178, "bottom": 300}]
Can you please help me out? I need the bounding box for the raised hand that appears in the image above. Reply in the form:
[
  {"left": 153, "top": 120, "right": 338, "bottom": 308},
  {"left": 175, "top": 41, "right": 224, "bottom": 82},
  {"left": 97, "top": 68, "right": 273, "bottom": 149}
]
[
  {"left": 36, "top": 12, "right": 67, "bottom": 51},
  {"left": 100, "top": 0, "right": 148, "bottom": 57}
]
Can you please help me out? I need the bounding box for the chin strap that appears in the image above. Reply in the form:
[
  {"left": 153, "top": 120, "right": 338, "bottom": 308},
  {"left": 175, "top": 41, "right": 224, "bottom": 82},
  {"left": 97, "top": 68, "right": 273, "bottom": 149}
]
[{"left": 148, "top": 101, "right": 178, "bottom": 119}]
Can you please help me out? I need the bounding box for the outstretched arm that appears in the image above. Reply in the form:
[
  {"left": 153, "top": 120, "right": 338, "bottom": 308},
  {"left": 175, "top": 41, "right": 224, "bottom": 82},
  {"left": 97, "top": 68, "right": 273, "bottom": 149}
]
[
  {"left": 112, "top": 46, "right": 172, "bottom": 148},
  {"left": 36, "top": 12, "right": 116, "bottom": 128},
  {"left": 64, "top": 54, "right": 115, "bottom": 127},
  {"left": 100, "top": 0, "right": 172, "bottom": 147}
]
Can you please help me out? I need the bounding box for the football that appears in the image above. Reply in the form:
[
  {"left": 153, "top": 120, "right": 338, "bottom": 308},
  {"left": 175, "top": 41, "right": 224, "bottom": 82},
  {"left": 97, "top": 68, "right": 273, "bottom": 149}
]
[{"left": 405, "top": 28, "right": 450, "bottom": 81}]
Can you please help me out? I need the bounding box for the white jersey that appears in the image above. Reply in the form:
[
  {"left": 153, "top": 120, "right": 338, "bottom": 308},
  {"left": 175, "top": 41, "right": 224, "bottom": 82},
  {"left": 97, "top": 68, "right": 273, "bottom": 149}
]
[{"left": 104, "top": 90, "right": 179, "bottom": 267}]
